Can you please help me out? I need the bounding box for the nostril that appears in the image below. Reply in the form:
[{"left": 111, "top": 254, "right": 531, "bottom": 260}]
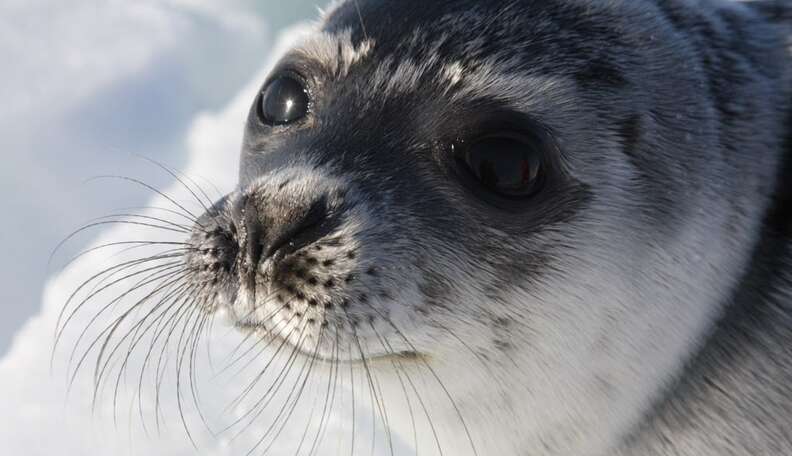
[
  {"left": 263, "top": 195, "right": 335, "bottom": 260},
  {"left": 228, "top": 190, "right": 341, "bottom": 283}
]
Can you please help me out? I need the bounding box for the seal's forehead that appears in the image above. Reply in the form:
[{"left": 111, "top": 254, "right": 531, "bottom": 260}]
[
  {"left": 285, "top": 24, "right": 580, "bottom": 133},
  {"left": 288, "top": 30, "right": 375, "bottom": 79},
  {"left": 279, "top": 0, "right": 642, "bottom": 133},
  {"left": 308, "top": 0, "right": 639, "bottom": 92}
]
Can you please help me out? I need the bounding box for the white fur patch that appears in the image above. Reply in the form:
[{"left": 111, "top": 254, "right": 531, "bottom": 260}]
[
  {"left": 293, "top": 29, "right": 375, "bottom": 78},
  {"left": 441, "top": 61, "right": 466, "bottom": 87}
]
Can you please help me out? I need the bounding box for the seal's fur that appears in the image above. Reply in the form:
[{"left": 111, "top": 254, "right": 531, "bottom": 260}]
[
  {"left": 187, "top": 0, "right": 792, "bottom": 454},
  {"left": 66, "top": 1, "right": 792, "bottom": 454}
]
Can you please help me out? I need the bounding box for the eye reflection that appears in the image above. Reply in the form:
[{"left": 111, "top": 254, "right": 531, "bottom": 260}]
[
  {"left": 458, "top": 134, "right": 546, "bottom": 198},
  {"left": 258, "top": 75, "right": 309, "bottom": 125}
]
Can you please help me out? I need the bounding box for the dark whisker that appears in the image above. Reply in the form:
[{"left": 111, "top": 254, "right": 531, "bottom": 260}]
[
  {"left": 51, "top": 220, "right": 188, "bottom": 269},
  {"left": 54, "top": 249, "right": 186, "bottom": 331},
  {"left": 107, "top": 282, "right": 194, "bottom": 424},
  {"left": 251, "top": 320, "right": 324, "bottom": 456},
  {"left": 173, "top": 289, "right": 206, "bottom": 449},
  {"left": 85, "top": 175, "right": 205, "bottom": 228},
  {"left": 136, "top": 156, "right": 218, "bottom": 221},
  {"left": 94, "top": 213, "right": 195, "bottom": 232},
  {"left": 136, "top": 284, "right": 201, "bottom": 434},
  {"left": 80, "top": 248, "right": 190, "bottom": 300},
  {"left": 112, "top": 205, "right": 200, "bottom": 224},
  {"left": 58, "top": 241, "right": 191, "bottom": 272},
  {"left": 219, "top": 296, "right": 301, "bottom": 383},
  {"left": 261, "top": 324, "right": 328, "bottom": 456},
  {"left": 366, "top": 304, "right": 480, "bottom": 456},
  {"left": 223, "top": 315, "right": 309, "bottom": 432},
  {"left": 71, "top": 269, "right": 188, "bottom": 393},
  {"left": 349, "top": 340, "right": 357, "bottom": 456},
  {"left": 344, "top": 307, "right": 392, "bottom": 456},
  {"left": 369, "top": 320, "right": 416, "bottom": 456},
  {"left": 58, "top": 260, "right": 185, "bottom": 369},
  {"left": 153, "top": 285, "right": 210, "bottom": 434},
  {"left": 307, "top": 325, "right": 342, "bottom": 456},
  {"left": 177, "top": 297, "right": 216, "bottom": 440}
]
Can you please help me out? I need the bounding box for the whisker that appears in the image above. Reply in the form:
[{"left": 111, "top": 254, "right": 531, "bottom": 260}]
[
  {"left": 136, "top": 284, "right": 202, "bottom": 434},
  {"left": 51, "top": 220, "right": 188, "bottom": 268},
  {"left": 223, "top": 315, "right": 309, "bottom": 433},
  {"left": 153, "top": 285, "right": 210, "bottom": 434},
  {"left": 266, "top": 324, "right": 329, "bottom": 456},
  {"left": 354, "top": 0, "right": 369, "bottom": 40},
  {"left": 79, "top": 278, "right": 189, "bottom": 422},
  {"left": 112, "top": 205, "right": 199, "bottom": 224},
  {"left": 307, "top": 325, "right": 342, "bottom": 456},
  {"left": 107, "top": 282, "right": 194, "bottom": 425},
  {"left": 349, "top": 340, "right": 357, "bottom": 456},
  {"left": 94, "top": 213, "right": 195, "bottom": 232},
  {"left": 85, "top": 175, "right": 205, "bottom": 227},
  {"left": 136, "top": 156, "right": 218, "bottom": 220},
  {"left": 70, "top": 269, "right": 188, "bottom": 394},
  {"left": 366, "top": 305, "right": 480, "bottom": 456},
  {"left": 173, "top": 291, "right": 205, "bottom": 449},
  {"left": 81, "top": 248, "right": 192, "bottom": 301},
  {"left": 58, "top": 241, "right": 191, "bottom": 272},
  {"left": 229, "top": 327, "right": 311, "bottom": 448},
  {"left": 369, "top": 320, "right": 416, "bottom": 456},
  {"left": 54, "top": 249, "right": 186, "bottom": 339},
  {"left": 177, "top": 298, "right": 216, "bottom": 441},
  {"left": 253, "top": 320, "right": 326, "bottom": 456},
  {"left": 344, "top": 309, "right": 391, "bottom": 456},
  {"left": 219, "top": 300, "right": 301, "bottom": 388},
  {"left": 59, "top": 261, "right": 185, "bottom": 371}
]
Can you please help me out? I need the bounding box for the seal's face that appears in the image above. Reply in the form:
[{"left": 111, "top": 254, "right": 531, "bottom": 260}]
[
  {"left": 188, "top": 4, "right": 593, "bottom": 366},
  {"left": 181, "top": 0, "right": 778, "bottom": 454}
]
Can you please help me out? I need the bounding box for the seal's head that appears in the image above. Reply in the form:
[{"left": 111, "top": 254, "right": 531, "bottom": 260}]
[{"left": 180, "top": 0, "right": 786, "bottom": 454}]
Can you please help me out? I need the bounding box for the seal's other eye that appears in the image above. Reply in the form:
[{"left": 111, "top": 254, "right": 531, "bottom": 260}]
[
  {"left": 456, "top": 133, "right": 546, "bottom": 197},
  {"left": 257, "top": 75, "right": 309, "bottom": 125}
]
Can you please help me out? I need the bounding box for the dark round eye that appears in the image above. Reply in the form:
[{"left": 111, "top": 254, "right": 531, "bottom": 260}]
[
  {"left": 257, "top": 75, "right": 309, "bottom": 125},
  {"left": 456, "top": 133, "right": 546, "bottom": 197}
]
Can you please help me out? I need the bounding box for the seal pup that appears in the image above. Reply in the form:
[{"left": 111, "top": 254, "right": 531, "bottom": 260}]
[{"left": 63, "top": 0, "right": 792, "bottom": 455}]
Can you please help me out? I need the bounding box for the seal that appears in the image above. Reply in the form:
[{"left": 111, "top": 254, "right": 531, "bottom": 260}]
[{"left": 64, "top": 0, "right": 792, "bottom": 455}]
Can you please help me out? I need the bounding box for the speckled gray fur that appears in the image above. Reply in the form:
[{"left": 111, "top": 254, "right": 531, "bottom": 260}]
[{"left": 175, "top": 1, "right": 792, "bottom": 454}]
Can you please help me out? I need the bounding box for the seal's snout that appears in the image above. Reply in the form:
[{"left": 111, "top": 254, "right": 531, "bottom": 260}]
[
  {"left": 184, "top": 170, "right": 353, "bottom": 313},
  {"left": 183, "top": 195, "right": 238, "bottom": 293},
  {"left": 238, "top": 194, "right": 264, "bottom": 284},
  {"left": 229, "top": 187, "right": 335, "bottom": 290},
  {"left": 182, "top": 169, "right": 414, "bottom": 360}
]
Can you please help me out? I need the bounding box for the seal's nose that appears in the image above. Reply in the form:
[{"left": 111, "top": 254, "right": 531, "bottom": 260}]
[
  {"left": 260, "top": 195, "right": 331, "bottom": 260},
  {"left": 241, "top": 195, "right": 264, "bottom": 273},
  {"left": 233, "top": 191, "right": 333, "bottom": 282}
]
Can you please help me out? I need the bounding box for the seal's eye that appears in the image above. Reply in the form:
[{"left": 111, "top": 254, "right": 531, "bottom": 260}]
[
  {"left": 257, "top": 75, "right": 309, "bottom": 125},
  {"left": 456, "top": 133, "right": 545, "bottom": 197}
]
